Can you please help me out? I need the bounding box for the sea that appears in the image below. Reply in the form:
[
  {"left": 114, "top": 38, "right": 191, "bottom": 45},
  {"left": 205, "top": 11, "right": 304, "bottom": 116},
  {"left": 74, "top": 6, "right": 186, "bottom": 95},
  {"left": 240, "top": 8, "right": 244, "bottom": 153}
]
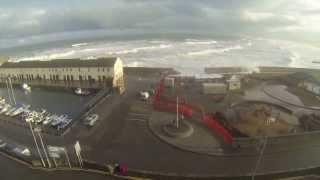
[{"left": 1, "top": 35, "right": 320, "bottom": 76}]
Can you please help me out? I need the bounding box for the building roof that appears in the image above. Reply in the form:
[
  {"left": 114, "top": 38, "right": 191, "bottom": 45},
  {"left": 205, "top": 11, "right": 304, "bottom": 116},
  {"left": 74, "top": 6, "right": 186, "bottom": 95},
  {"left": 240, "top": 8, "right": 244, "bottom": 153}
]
[{"left": 0, "top": 57, "right": 117, "bottom": 68}]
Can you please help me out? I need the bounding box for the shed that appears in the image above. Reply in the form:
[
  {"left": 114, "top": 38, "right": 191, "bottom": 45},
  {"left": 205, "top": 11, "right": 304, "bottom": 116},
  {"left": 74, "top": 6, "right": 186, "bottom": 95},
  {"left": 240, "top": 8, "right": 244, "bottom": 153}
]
[
  {"left": 202, "top": 83, "right": 227, "bottom": 95},
  {"left": 227, "top": 75, "right": 241, "bottom": 90},
  {"left": 164, "top": 77, "right": 175, "bottom": 88}
]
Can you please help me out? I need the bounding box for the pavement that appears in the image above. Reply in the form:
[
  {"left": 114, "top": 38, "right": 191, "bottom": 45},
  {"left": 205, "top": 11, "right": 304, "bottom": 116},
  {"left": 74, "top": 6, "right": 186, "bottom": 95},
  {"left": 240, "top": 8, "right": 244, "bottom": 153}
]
[
  {"left": 4, "top": 75, "right": 320, "bottom": 178},
  {"left": 148, "top": 111, "right": 224, "bottom": 156}
]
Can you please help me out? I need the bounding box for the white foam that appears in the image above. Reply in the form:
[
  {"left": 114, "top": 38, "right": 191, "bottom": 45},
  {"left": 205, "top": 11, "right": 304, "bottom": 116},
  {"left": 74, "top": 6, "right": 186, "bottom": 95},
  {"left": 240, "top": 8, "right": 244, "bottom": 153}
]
[
  {"left": 126, "top": 61, "right": 145, "bottom": 67},
  {"left": 107, "top": 44, "right": 172, "bottom": 55},
  {"left": 185, "top": 40, "right": 217, "bottom": 45},
  {"left": 16, "top": 50, "right": 75, "bottom": 61},
  {"left": 71, "top": 43, "right": 88, "bottom": 47},
  {"left": 9, "top": 38, "right": 320, "bottom": 76},
  {"left": 187, "top": 45, "right": 243, "bottom": 56}
]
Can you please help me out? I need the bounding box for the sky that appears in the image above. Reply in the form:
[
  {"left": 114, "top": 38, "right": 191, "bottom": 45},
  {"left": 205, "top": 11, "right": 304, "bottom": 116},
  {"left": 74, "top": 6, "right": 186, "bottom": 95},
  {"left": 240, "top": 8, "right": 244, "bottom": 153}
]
[{"left": 0, "top": 0, "right": 320, "bottom": 48}]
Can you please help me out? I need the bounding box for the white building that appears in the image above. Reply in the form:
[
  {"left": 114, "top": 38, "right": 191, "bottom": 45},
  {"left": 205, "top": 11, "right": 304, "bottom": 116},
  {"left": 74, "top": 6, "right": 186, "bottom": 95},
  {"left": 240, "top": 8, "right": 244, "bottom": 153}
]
[
  {"left": 203, "top": 83, "right": 227, "bottom": 95},
  {"left": 302, "top": 82, "right": 320, "bottom": 95},
  {"left": 227, "top": 75, "right": 241, "bottom": 90},
  {"left": 0, "top": 57, "right": 125, "bottom": 93}
]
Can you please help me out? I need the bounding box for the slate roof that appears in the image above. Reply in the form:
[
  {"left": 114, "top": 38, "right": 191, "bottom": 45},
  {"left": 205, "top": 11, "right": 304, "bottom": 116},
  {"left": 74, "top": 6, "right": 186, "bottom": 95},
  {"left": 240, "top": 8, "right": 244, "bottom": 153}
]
[{"left": 0, "top": 57, "right": 117, "bottom": 68}]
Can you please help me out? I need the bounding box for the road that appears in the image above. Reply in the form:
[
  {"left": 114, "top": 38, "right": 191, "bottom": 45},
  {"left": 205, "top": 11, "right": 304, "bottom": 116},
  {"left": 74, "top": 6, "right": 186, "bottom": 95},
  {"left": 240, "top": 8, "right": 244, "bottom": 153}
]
[
  {"left": 2, "top": 75, "right": 320, "bottom": 179},
  {"left": 0, "top": 153, "right": 117, "bottom": 180}
]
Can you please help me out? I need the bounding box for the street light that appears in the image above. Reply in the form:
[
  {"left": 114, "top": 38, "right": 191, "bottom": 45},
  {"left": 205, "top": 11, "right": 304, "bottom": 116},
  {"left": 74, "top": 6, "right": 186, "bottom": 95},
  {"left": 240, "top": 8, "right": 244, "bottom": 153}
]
[
  {"left": 25, "top": 117, "right": 45, "bottom": 167},
  {"left": 252, "top": 136, "right": 268, "bottom": 180},
  {"left": 63, "top": 147, "right": 72, "bottom": 168},
  {"left": 34, "top": 127, "right": 51, "bottom": 168}
]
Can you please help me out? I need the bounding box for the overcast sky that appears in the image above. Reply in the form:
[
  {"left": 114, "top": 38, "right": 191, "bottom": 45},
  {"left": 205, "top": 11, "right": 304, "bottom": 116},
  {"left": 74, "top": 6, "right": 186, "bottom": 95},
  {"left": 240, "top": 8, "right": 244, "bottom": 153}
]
[{"left": 1, "top": 0, "right": 320, "bottom": 47}]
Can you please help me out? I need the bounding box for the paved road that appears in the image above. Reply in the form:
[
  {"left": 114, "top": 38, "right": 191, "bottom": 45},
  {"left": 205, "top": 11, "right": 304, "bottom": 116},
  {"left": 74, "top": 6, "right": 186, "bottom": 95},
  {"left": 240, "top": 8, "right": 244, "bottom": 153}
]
[
  {"left": 0, "top": 154, "right": 117, "bottom": 180},
  {"left": 3, "top": 75, "right": 320, "bottom": 178}
]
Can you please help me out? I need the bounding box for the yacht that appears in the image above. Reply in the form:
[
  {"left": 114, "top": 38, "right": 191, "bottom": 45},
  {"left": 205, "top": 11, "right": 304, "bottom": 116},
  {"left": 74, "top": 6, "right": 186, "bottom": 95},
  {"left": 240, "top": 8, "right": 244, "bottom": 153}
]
[
  {"left": 51, "top": 114, "right": 68, "bottom": 127},
  {"left": 0, "top": 98, "right": 5, "bottom": 104},
  {"left": 57, "top": 118, "right": 73, "bottom": 130},
  {"left": 0, "top": 104, "right": 11, "bottom": 114},
  {"left": 10, "top": 105, "right": 31, "bottom": 117},
  {"left": 5, "top": 107, "right": 17, "bottom": 116},
  {"left": 74, "top": 88, "right": 90, "bottom": 96},
  {"left": 84, "top": 114, "right": 99, "bottom": 126},
  {"left": 22, "top": 83, "right": 31, "bottom": 92},
  {"left": 43, "top": 114, "right": 57, "bottom": 125}
]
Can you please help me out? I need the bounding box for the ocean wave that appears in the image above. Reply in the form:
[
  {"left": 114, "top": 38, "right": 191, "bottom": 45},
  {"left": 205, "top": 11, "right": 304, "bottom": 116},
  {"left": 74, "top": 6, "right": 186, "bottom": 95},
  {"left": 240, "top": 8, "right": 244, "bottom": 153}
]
[
  {"left": 126, "top": 61, "right": 145, "bottom": 67},
  {"left": 185, "top": 40, "right": 217, "bottom": 45},
  {"left": 107, "top": 44, "right": 172, "bottom": 55},
  {"left": 187, "top": 45, "right": 243, "bottom": 56},
  {"left": 16, "top": 50, "right": 75, "bottom": 61},
  {"left": 71, "top": 43, "right": 88, "bottom": 47}
]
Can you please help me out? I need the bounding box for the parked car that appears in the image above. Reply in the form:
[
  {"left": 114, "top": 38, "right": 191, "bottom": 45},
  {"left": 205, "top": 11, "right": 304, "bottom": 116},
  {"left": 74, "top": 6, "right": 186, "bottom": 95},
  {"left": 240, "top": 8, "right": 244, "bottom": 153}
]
[
  {"left": 84, "top": 114, "right": 99, "bottom": 127},
  {"left": 0, "top": 139, "right": 7, "bottom": 149}
]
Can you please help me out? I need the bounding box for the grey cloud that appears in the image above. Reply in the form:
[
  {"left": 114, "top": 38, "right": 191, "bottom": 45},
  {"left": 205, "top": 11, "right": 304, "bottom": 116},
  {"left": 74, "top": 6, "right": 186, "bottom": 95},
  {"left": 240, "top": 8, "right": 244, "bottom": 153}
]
[{"left": 0, "top": 0, "right": 318, "bottom": 44}]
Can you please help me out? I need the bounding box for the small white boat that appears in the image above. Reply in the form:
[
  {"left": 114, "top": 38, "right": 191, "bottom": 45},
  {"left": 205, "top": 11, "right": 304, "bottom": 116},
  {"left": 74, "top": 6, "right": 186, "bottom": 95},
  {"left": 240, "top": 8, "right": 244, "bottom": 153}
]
[
  {"left": 0, "top": 104, "right": 11, "bottom": 114},
  {"left": 11, "top": 105, "right": 31, "bottom": 117},
  {"left": 42, "top": 114, "right": 57, "bottom": 125},
  {"left": 75, "top": 88, "right": 90, "bottom": 96},
  {"left": 0, "top": 99, "right": 5, "bottom": 104},
  {"left": 22, "top": 83, "right": 31, "bottom": 92},
  {"left": 57, "top": 118, "right": 73, "bottom": 130},
  {"left": 5, "top": 107, "right": 17, "bottom": 116},
  {"left": 10, "top": 107, "right": 24, "bottom": 117},
  {"left": 84, "top": 114, "right": 99, "bottom": 126},
  {"left": 51, "top": 115, "right": 68, "bottom": 127}
]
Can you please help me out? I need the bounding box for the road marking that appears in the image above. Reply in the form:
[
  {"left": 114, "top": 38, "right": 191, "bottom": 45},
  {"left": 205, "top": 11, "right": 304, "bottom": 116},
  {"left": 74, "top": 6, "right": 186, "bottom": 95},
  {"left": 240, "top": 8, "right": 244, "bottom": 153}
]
[
  {"left": 128, "top": 112, "right": 150, "bottom": 117},
  {"left": 126, "top": 118, "right": 147, "bottom": 123}
]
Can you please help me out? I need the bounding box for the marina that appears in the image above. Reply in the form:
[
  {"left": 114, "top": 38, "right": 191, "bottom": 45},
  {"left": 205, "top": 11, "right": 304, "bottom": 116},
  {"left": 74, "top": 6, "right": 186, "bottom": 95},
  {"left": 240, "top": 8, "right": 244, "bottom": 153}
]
[{"left": 0, "top": 86, "right": 93, "bottom": 118}]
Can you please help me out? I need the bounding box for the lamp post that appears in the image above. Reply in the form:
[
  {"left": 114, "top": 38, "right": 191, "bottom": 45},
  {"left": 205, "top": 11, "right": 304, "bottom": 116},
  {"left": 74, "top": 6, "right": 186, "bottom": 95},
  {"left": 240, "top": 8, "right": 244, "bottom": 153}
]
[
  {"left": 252, "top": 136, "right": 268, "bottom": 180},
  {"left": 5, "top": 79, "right": 12, "bottom": 105},
  {"left": 63, "top": 147, "right": 72, "bottom": 168},
  {"left": 8, "top": 77, "right": 16, "bottom": 105},
  {"left": 34, "top": 127, "right": 51, "bottom": 168},
  {"left": 176, "top": 96, "right": 179, "bottom": 129},
  {"left": 26, "top": 117, "right": 45, "bottom": 167}
]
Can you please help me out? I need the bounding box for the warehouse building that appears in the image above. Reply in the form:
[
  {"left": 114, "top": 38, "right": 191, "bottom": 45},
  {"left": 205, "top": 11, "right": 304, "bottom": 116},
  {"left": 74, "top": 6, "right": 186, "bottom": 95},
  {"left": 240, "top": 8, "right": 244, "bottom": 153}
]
[
  {"left": 202, "top": 83, "right": 227, "bottom": 95},
  {"left": 0, "top": 57, "right": 125, "bottom": 94}
]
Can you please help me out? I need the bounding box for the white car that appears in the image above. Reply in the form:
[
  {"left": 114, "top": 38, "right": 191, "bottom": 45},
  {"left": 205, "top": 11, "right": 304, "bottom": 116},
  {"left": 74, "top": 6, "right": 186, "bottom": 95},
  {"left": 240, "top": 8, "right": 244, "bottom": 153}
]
[
  {"left": 84, "top": 114, "right": 99, "bottom": 126},
  {"left": 0, "top": 139, "right": 7, "bottom": 148},
  {"left": 139, "top": 91, "right": 150, "bottom": 101}
]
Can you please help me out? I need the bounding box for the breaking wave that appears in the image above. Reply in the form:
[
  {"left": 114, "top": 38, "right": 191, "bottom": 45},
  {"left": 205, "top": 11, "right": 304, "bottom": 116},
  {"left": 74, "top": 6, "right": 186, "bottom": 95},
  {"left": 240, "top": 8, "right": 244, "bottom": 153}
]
[
  {"left": 187, "top": 45, "right": 243, "bottom": 56},
  {"left": 184, "top": 40, "right": 217, "bottom": 45},
  {"left": 9, "top": 38, "right": 320, "bottom": 75},
  {"left": 71, "top": 43, "right": 88, "bottom": 47},
  {"left": 107, "top": 44, "right": 172, "bottom": 55},
  {"left": 17, "top": 50, "right": 75, "bottom": 61}
]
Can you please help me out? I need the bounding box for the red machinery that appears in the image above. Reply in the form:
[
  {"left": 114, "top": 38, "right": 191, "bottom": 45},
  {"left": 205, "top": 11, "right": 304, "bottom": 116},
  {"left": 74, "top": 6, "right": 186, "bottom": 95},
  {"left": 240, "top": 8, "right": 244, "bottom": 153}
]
[
  {"left": 202, "top": 115, "right": 233, "bottom": 144},
  {"left": 152, "top": 78, "right": 233, "bottom": 145},
  {"left": 153, "top": 79, "right": 193, "bottom": 117}
]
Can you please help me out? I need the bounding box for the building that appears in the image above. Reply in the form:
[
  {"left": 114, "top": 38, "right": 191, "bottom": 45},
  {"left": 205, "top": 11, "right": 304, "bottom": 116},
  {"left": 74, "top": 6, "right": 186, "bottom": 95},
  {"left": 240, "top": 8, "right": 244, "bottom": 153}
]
[
  {"left": 0, "top": 57, "right": 125, "bottom": 94},
  {"left": 164, "top": 77, "right": 175, "bottom": 88},
  {"left": 227, "top": 75, "right": 241, "bottom": 91},
  {"left": 202, "top": 83, "right": 227, "bottom": 95},
  {"left": 290, "top": 72, "right": 320, "bottom": 96}
]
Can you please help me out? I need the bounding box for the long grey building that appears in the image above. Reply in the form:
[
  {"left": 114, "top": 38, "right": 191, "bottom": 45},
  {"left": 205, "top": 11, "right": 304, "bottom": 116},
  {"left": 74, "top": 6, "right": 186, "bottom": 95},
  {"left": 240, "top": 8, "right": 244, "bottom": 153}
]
[{"left": 0, "top": 57, "right": 125, "bottom": 93}]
